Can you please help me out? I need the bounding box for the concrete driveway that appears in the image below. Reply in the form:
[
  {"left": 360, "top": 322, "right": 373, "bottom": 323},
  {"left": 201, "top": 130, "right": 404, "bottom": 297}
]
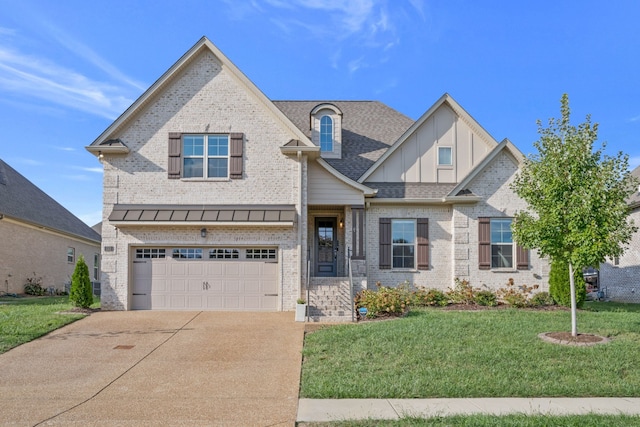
[{"left": 0, "top": 311, "right": 305, "bottom": 426}]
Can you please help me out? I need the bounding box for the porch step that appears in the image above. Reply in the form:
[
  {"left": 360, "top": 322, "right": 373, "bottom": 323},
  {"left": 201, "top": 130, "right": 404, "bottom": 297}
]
[{"left": 305, "top": 277, "right": 357, "bottom": 323}]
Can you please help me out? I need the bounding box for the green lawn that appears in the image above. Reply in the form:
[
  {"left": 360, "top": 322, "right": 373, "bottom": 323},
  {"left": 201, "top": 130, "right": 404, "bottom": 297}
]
[
  {"left": 300, "top": 302, "right": 640, "bottom": 398},
  {"left": 300, "top": 414, "right": 640, "bottom": 426},
  {"left": 0, "top": 296, "right": 98, "bottom": 354}
]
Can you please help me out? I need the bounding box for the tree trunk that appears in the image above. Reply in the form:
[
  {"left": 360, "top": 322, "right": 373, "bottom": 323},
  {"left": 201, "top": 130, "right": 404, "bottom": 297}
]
[{"left": 569, "top": 261, "right": 578, "bottom": 337}]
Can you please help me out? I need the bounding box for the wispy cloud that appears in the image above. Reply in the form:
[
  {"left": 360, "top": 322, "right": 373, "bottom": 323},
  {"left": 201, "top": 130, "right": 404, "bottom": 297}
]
[
  {"left": 54, "top": 146, "right": 75, "bottom": 152},
  {"left": 630, "top": 115, "right": 640, "bottom": 122},
  {"left": 72, "top": 166, "right": 103, "bottom": 174},
  {"left": 15, "top": 157, "right": 44, "bottom": 167},
  {"left": 0, "top": 25, "right": 140, "bottom": 120}
]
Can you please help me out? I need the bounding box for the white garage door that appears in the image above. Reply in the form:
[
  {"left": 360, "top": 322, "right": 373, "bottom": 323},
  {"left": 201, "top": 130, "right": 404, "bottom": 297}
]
[{"left": 131, "top": 247, "right": 278, "bottom": 311}]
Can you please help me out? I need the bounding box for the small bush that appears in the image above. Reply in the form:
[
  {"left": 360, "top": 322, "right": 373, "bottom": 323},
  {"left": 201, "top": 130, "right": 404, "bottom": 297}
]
[
  {"left": 354, "top": 283, "right": 411, "bottom": 318},
  {"left": 475, "top": 290, "right": 498, "bottom": 307},
  {"left": 24, "top": 274, "right": 45, "bottom": 296},
  {"left": 413, "top": 288, "right": 449, "bottom": 307},
  {"left": 549, "top": 260, "right": 586, "bottom": 308},
  {"left": 530, "top": 291, "right": 555, "bottom": 307},
  {"left": 446, "top": 278, "right": 476, "bottom": 305},
  {"left": 69, "top": 255, "right": 93, "bottom": 308},
  {"left": 497, "top": 278, "right": 538, "bottom": 308}
]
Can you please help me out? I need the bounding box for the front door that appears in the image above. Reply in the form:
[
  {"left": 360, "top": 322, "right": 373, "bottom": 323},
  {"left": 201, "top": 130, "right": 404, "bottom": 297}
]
[{"left": 315, "top": 217, "right": 337, "bottom": 277}]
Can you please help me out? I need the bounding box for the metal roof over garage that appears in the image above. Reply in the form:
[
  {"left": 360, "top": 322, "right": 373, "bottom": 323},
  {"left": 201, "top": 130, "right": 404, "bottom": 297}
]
[{"left": 108, "top": 204, "right": 296, "bottom": 225}]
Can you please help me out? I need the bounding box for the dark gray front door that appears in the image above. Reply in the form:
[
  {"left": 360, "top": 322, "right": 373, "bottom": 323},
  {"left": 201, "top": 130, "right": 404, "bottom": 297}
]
[{"left": 315, "top": 217, "right": 337, "bottom": 277}]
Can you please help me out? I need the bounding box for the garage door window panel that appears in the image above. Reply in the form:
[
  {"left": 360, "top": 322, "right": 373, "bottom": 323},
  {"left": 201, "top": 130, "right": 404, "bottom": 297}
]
[{"left": 172, "top": 248, "right": 203, "bottom": 259}]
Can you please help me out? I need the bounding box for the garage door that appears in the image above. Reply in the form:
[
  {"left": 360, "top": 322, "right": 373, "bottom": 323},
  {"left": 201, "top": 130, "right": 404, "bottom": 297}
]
[{"left": 131, "top": 247, "right": 278, "bottom": 311}]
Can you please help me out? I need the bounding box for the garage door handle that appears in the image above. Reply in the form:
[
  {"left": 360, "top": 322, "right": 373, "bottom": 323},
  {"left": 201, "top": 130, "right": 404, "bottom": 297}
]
[
  {"left": 132, "top": 293, "right": 146, "bottom": 296},
  {"left": 264, "top": 293, "right": 278, "bottom": 296}
]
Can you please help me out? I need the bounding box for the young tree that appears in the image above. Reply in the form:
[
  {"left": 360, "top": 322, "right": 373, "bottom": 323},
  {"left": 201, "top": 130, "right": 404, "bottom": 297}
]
[
  {"left": 511, "top": 94, "right": 638, "bottom": 336},
  {"left": 70, "top": 255, "right": 93, "bottom": 309}
]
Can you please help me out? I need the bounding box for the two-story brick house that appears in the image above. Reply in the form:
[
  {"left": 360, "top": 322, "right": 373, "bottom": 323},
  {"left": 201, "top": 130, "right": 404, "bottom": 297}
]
[{"left": 87, "top": 37, "right": 549, "bottom": 317}]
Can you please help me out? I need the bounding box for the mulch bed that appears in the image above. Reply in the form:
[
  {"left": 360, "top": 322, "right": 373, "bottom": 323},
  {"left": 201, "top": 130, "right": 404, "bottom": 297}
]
[{"left": 539, "top": 331, "right": 610, "bottom": 346}]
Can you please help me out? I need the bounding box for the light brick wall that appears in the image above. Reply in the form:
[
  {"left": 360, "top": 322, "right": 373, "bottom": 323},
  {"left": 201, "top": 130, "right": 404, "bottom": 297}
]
[
  {"left": 99, "top": 50, "right": 303, "bottom": 310},
  {"left": 461, "top": 151, "right": 549, "bottom": 292},
  {"left": 599, "top": 208, "right": 640, "bottom": 302},
  {"left": 0, "top": 219, "right": 100, "bottom": 294},
  {"left": 366, "top": 205, "right": 453, "bottom": 290}
]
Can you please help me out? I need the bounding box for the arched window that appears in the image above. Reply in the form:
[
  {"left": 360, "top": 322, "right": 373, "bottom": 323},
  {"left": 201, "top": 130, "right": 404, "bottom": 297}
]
[{"left": 320, "top": 116, "right": 333, "bottom": 152}]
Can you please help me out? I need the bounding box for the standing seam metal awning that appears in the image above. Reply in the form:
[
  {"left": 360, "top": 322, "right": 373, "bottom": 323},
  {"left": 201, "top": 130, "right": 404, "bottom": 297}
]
[{"left": 108, "top": 204, "right": 296, "bottom": 224}]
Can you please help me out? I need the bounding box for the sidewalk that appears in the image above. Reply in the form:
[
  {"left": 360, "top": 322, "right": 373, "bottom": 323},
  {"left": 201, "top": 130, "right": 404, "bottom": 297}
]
[{"left": 297, "top": 398, "right": 640, "bottom": 422}]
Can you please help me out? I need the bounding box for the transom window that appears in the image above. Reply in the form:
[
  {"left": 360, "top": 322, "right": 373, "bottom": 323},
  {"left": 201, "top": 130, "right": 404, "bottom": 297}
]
[
  {"left": 438, "top": 146, "right": 453, "bottom": 166},
  {"left": 491, "top": 219, "right": 513, "bottom": 268},
  {"left": 135, "top": 248, "right": 166, "bottom": 259},
  {"left": 392, "top": 219, "right": 416, "bottom": 269},
  {"left": 246, "top": 248, "right": 277, "bottom": 260},
  {"left": 209, "top": 249, "right": 239, "bottom": 259},
  {"left": 172, "top": 248, "right": 203, "bottom": 259},
  {"left": 183, "top": 135, "right": 229, "bottom": 179},
  {"left": 320, "top": 116, "right": 333, "bottom": 152}
]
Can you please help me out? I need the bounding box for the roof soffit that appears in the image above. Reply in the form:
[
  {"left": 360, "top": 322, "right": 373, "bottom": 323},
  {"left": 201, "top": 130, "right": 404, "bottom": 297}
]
[{"left": 86, "top": 37, "right": 313, "bottom": 154}]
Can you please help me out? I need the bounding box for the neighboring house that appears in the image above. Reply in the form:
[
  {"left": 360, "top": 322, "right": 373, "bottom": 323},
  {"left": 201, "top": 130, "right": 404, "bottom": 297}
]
[
  {"left": 86, "top": 37, "right": 549, "bottom": 316},
  {"left": 0, "top": 159, "right": 101, "bottom": 295},
  {"left": 599, "top": 165, "right": 640, "bottom": 302}
]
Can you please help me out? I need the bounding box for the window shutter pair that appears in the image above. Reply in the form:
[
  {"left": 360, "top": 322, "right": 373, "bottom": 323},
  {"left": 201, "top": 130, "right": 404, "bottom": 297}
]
[
  {"left": 167, "top": 132, "right": 244, "bottom": 179},
  {"left": 378, "top": 218, "right": 429, "bottom": 270},
  {"left": 478, "top": 217, "right": 529, "bottom": 270}
]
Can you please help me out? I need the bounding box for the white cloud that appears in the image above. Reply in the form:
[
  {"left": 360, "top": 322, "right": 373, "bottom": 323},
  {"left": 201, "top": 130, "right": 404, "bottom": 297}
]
[
  {"left": 630, "top": 115, "right": 640, "bottom": 122},
  {"left": 72, "top": 166, "right": 103, "bottom": 174},
  {"left": 54, "top": 146, "right": 75, "bottom": 152}
]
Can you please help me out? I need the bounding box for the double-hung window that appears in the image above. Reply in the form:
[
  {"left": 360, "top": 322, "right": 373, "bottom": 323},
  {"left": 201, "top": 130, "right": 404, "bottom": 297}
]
[
  {"left": 490, "top": 218, "right": 513, "bottom": 268},
  {"left": 392, "top": 219, "right": 416, "bottom": 269},
  {"left": 183, "top": 135, "right": 229, "bottom": 179}
]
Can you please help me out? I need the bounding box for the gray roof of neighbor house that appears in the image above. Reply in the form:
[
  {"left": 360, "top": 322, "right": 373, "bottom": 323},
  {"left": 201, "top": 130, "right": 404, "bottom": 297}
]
[
  {"left": 273, "top": 101, "right": 414, "bottom": 181},
  {"left": 0, "top": 159, "right": 101, "bottom": 243}
]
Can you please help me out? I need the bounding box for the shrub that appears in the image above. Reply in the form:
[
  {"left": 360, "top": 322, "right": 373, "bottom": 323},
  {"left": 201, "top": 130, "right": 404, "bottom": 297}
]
[
  {"left": 474, "top": 290, "right": 498, "bottom": 307},
  {"left": 24, "top": 274, "right": 45, "bottom": 296},
  {"left": 413, "top": 288, "right": 449, "bottom": 307},
  {"left": 69, "top": 255, "right": 93, "bottom": 308},
  {"left": 496, "top": 278, "right": 538, "bottom": 308},
  {"left": 549, "top": 260, "right": 586, "bottom": 308},
  {"left": 530, "top": 291, "right": 555, "bottom": 307},
  {"left": 354, "top": 283, "right": 411, "bottom": 318},
  {"left": 446, "top": 278, "right": 476, "bottom": 305}
]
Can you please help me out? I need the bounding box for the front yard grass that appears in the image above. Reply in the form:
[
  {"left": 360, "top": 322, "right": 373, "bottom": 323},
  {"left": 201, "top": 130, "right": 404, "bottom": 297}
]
[
  {"left": 300, "top": 414, "right": 640, "bottom": 426},
  {"left": 0, "top": 296, "right": 98, "bottom": 354},
  {"left": 300, "top": 303, "right": 640, "bottom": 398}
]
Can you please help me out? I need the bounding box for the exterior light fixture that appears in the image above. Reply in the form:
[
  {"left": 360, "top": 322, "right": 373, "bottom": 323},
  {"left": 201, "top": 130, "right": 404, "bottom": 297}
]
[
  {"left": 200, "top": 228, "right": 207, "bottom": 238},
  {"left": 339, "top": 218, "right": 344, "bottom": 228},
  {"left": 98, "top": 151, "right": 104, "bottom": 162}
]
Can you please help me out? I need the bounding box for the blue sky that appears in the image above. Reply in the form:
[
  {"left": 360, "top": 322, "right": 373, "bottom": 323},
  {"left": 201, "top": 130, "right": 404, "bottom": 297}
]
[{"left": 1, "top": 0, "right": 639, "bottom": 226}]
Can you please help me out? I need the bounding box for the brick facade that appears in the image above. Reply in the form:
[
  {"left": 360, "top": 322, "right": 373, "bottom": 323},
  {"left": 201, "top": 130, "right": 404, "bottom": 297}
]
[
  {"left": 599, "top": 208, "right": 640, "bottom": 302},
  {"left": 0, "top": 219, "right": 100, "bottom": 294}
]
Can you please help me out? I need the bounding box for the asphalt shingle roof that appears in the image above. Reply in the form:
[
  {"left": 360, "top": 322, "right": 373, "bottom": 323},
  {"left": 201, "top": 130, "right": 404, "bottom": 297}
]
[
  {"left": 366, "top": 182, "right": 458, "bottom": 199},
  {"left": 273, "top": 101, "right": 414, "bottom": 181},
  {"left": 0, "top": 159, "right": 101, "bottom": 243}
]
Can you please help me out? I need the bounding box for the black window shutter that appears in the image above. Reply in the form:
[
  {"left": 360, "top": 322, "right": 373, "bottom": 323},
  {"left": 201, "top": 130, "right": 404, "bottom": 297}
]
[
  {"left": 229, "top": 133, "right": 243, "bottom": 179},
  {"left": 168, "top": 132, "right": 181, "bottom": 179},
  {"left": 417, "top": 218, "right": 429, "bottom": 270},
  {"left": 379, "top": 218, "right": 391, "bottom": 269},
  {"left": 478, "top": 217, "right": 491, "bottom": 270}
]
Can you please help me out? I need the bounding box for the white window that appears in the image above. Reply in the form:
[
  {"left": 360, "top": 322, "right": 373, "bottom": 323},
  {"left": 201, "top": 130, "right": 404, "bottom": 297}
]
[
  {"left": 491, "top": 219, "right": 513, "bottom": 268},
  {"left": 438, "top": 146, "right": 453, "bottom": 166},
  {"left": 392, "top": 219, "right": 415, "bottom": 269},
  {"left": 172, "top": 248, "right": 203, "bottom": 259},
  {"left": 93, "top": 253, "right": 100, "bottom": 280},
  {"left": 320, "top": 116, "right": 333, "bottom": 152},
  {"left": 183, "top": 135, "right": 229, "bottom": 179},
  {"left": 67, "top": 247, "right": 75, "bottom": 263}
]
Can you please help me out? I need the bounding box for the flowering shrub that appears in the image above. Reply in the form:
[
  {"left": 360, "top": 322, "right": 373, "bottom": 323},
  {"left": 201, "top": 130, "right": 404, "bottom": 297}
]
[
  {"left": 354, "top": 282, "right": 411, "bottom": 318},
  {"left": 446, "top": 278, "right": 477, "bottom": 305},
  {"left": 496, "top": 278, "right": 539, "bottom": 308},
  {"left": 413, "top": 288, "right": 449, "bottom": 307}
]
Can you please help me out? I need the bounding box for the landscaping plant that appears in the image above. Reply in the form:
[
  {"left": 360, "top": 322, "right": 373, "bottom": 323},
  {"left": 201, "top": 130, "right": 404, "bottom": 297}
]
[
  {"left": 549, "top": 259, "right": 586, "bottom": 308},
  {"left": 69, "top": 255, "right": 93, "bottom": 308},
  {"left": 24, "top": 273, "right": 46, "bottom": 296}
]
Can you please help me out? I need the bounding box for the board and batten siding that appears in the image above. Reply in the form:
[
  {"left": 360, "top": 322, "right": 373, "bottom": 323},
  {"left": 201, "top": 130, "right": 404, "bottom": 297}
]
[
  {"left": 365, "top": 104, "right": 492, "bottom": 184},
  {"left": 308, "top": 161, "right": 364, "bottom": 205}
]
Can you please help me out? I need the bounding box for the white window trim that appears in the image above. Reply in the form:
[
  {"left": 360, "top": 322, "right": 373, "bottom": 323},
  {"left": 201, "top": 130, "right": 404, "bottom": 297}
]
[
  {"left": 320, "top": 115, "right": 333, "bottom": 153},
  {"left": 437, "top": 146, "right": 453, "bottom": 166},
  {"left": 490, "top": 218, "right": 515, "bottom": 270},
  {"left": 391, "top": 219, "right": 417, "bottom": 270},
  {"left": 67, "top": 247, "right": 75, "bottom": 264},
  {"left": 182, "top": 134, "right": 229, "bottom": 180}
]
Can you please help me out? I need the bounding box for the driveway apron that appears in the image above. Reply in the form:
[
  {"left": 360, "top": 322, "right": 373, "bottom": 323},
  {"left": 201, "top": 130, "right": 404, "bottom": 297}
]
[{"left": 0, "top": 311, "right": 304, "bottom": 426}]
